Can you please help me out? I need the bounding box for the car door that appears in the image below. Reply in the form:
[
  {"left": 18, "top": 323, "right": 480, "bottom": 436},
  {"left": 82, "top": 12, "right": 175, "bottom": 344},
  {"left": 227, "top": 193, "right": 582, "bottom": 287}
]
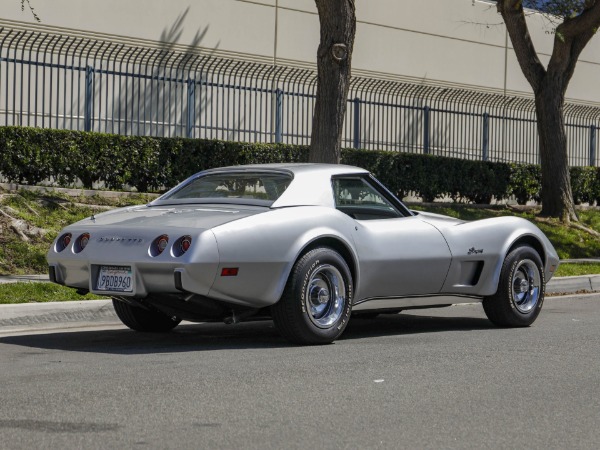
[{"left": 333, "top": 176, "right": 452, "bottom": 300}]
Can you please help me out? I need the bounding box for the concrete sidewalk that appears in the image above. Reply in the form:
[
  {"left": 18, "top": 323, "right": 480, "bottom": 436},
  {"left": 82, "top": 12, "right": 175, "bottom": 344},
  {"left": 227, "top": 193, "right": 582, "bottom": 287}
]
[
  {"left": 0, "top": 276, "right": 115, "bottom": 332},
  {"left": 0, "top": 274, "right": 598, "bottom": 332},
  {"left": 546, "top": 274, "right": 600, "bottom": 294},
  {"left": 0, "top": 274, "right": 50, "bottom": 284},
  {"left": 0, "top": 299, "right": 117, "bottom": 333}
]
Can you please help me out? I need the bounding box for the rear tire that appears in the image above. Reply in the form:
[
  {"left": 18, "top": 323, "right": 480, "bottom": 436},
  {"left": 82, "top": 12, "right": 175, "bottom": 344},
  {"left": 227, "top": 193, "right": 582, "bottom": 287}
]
[
  {"left": 483, "top": 245, "right": 545, "bottom": 327},
  {"left": 272, "top": 247, "right": 353, "bottom": 345},
  {"left": 112, "top": 299, "right": 181, "bottom": 332}
]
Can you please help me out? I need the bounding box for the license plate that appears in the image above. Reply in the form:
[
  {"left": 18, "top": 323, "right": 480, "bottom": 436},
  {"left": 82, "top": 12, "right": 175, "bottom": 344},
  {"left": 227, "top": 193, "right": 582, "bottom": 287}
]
[{"left": 96, "top": 265, "right": 133, "bottom": 292}]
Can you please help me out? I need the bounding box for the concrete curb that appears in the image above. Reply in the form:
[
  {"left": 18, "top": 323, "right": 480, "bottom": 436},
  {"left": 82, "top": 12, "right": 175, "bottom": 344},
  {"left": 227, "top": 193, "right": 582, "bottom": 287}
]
[
  {"left": 0, "top": 275, "right": 50, "bottom": 284},
  {"left": 0, "top": 300, "right": 117, "bottom": 331},
  {"left": 0, "top": 275, "right": 598, "bottom": 331},
  {"left": 546, "top": 274, "right": 600, "bottom": 294}
]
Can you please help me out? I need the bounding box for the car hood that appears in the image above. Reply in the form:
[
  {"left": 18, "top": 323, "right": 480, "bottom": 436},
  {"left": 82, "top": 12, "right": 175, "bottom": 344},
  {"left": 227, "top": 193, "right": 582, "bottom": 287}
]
[{"left": 72, "top": 204, "right": 269, "bottom": 230}]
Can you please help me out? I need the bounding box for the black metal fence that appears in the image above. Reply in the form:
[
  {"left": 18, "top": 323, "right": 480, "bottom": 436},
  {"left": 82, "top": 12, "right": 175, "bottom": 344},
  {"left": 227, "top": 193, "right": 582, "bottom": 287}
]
[{"left": 1, "top": 27, "right": 599, "bottom": 167}]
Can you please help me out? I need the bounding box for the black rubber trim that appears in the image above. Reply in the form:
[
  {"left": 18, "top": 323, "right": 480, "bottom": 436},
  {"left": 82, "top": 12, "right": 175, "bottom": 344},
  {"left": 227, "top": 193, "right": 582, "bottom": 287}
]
[
  {"left": 174, "top": 271, "right": 185, "bottom": 292},
  {"left": 48, "top": 266, "right": 63, "bottom": 285}
]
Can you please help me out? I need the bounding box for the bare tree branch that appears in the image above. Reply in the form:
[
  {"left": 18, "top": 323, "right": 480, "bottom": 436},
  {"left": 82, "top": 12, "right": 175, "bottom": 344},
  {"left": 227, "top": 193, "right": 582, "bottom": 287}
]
[
  {"left": 20, "top": 0, "right": 40, "bottom": 22},
  {"left": 493, "top": 0, "right": 600, "bottom": 222},
  {"left": 497, "top": 0, "right": 546, "bottom": 93},
  {"left": 559, "top": 0, "right": 600, "bottom": 37}
]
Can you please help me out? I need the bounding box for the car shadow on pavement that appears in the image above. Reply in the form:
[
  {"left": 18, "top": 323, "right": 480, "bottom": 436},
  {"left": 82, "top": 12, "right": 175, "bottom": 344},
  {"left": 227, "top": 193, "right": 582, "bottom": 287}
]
[
  {"left": 0, "top": 311, "right": 496, "bottom": 355},
  {"left": 343, "top": 312, "right": 495, "bottom": 341}
]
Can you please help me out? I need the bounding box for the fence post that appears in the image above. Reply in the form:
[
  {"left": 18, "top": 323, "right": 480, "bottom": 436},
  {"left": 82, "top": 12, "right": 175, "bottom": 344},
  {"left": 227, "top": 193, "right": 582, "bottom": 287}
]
[
  {"left": 590, "top": 125, "right": 597, "bottom": 167},
  {"left": 423, "top": 106, "right": 430, "bottom": 154},
  {"left": 84, "top": 65, "right": 94, "bottom": 132},
  {"left": 187, "top": 78, "right": 196, "bottom": 139},
  {"left": 353, "top": 97, "right": 361, "bottom": 149},
  {"left": 275, "top": 89, "right": 283, "bottom": 143},
  {"left": 482, "top": 113, "right": 490, "bottom": 161}
]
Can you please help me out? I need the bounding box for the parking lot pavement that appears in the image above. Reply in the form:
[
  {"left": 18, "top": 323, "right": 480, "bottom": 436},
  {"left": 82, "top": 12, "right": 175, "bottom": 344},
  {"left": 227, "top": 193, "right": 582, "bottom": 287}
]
[{"left": 1, "top": 296, "right": 599, "bottom": 449}]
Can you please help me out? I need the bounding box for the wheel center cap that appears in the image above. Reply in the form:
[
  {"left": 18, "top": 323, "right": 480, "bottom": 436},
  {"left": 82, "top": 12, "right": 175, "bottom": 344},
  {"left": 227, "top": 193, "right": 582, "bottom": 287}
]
[
  {"left": 518, "top": 279, "right": 529, "bottom": 293},
  {"left": 317, "top": 288, "right": 330, "bottom": 304}
]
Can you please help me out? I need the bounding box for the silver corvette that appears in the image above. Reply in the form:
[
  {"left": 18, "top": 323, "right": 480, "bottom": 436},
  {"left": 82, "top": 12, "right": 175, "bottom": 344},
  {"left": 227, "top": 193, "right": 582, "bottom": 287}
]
[{"left": 47, "top": 164, "right": 559, "bottom": 344}]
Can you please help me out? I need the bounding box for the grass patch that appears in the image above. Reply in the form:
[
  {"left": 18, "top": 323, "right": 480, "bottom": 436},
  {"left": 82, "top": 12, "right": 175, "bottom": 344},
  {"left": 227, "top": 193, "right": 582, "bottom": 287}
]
[
  {"left": 0, "top": 188, "right": 155, "bottom": 275},
  {"left": 0, "top": 282, "right": 104, "bottom": 304},
  {"left": 1, "top": 187, "right": 599, "bottom": 278},
  {"left": 4, "top": 195, "right": 597, "bottom": 305},
  {"left": 555, "top": 263, "right": 600, "bottom": 277},
  {"left": 411, "top": 204, "right": 600, "bottom": 260}
]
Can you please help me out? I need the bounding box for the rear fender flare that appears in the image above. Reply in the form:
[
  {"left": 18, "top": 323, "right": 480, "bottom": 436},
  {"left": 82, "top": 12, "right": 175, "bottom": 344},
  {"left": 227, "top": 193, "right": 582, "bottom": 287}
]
[{"left": 277, "top": 230, "right": 359, "bottom": 303}]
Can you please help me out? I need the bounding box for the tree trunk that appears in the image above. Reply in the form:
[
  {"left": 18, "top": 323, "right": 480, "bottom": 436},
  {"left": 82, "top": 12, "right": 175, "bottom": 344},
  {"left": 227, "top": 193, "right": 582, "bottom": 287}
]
[
  {"left": 494, "top": 0, "right": 600, "bottom": 223},
  {"left": 535, "top": 78, "right": 578, "bottom": 223},
  {"left": 309, "top": 0, "right": 356, "bottom": 163}
]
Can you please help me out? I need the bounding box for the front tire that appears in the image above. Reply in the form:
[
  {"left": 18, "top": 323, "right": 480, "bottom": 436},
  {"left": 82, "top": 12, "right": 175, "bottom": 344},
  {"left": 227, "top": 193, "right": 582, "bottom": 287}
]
[
  {"left": 112, "top": 299, "right": 181, "bottom": 332},
  {"left": 483, "top": 245, "right": 545, "bottom": 327},
  {"left": 272, "top": 247, "right": 353, "bottom": 345}
]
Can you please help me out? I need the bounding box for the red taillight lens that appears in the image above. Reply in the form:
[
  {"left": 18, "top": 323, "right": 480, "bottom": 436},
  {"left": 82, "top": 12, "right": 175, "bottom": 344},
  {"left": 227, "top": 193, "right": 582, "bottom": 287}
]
[
  {"left": 172, "top": 235, "right": 192, "bottom": 257},
  {"left": 151, "top": 234, "right": 169, "bottom": 257},
  {"left": 56, "top": 233, "right": 72, "bottom": 252},
  {"left": 180, "top": 236, "right": 192, "bottom": 253},
  {"left": 74, "top": 233, "right": 90, "bottom": 253}
]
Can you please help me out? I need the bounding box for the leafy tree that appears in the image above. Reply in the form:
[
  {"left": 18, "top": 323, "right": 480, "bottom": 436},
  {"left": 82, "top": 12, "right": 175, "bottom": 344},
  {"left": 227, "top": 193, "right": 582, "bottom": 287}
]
[
  {"left": 496, "top": 0, "right": 600, "bottom": 223},
  {"left": 309, "top": 0, "right": 356, "bottom": 163}
]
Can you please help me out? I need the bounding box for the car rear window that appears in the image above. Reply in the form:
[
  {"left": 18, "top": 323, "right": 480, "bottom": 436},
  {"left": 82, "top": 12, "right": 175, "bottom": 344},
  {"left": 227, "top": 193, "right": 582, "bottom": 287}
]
[{"left": 163, "top": 172, "right": 292, "bottom": 203}]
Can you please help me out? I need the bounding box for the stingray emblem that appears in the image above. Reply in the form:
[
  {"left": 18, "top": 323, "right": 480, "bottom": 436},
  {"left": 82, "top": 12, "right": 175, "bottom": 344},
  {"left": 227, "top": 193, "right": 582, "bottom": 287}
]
[
  {"left": 468, "top": 247, "right": 483, "bottom": 255},
  {"left": 98, "top": 237, "right": 144, "bottom": 244}
]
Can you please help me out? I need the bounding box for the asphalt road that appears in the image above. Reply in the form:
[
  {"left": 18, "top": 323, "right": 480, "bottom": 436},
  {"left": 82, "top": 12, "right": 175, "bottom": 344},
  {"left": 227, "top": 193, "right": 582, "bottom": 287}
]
[{"left": 0, "top": 295, "right": 599, "bottom": 450}]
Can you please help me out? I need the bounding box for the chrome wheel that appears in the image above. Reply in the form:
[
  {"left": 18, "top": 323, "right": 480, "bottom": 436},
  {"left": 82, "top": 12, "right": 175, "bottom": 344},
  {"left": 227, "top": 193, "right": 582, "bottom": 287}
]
[
  {"left": 305, "top": 264, "right": 346, "bottom": 328},
  {"left": 272, "top": 247, "right": 352, "bottom": 344},
  {"left": 511, "top": 259, "right": 541, "bottom": 314},
  {"left": 483, "top": 245, "right": 545, "bottom": 327}
]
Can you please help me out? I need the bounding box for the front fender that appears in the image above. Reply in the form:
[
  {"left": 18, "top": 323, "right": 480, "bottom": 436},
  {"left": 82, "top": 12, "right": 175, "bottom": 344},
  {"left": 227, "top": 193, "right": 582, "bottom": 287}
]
[{"left": 439, "top": 217, "right": 559, "bottom": 297}]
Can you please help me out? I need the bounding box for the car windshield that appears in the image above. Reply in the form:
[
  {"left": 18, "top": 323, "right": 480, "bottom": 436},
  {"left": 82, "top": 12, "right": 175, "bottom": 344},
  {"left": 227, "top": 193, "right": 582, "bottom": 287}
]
[{"left": 160, "top": 171, "right": 293, "bottom": 205}]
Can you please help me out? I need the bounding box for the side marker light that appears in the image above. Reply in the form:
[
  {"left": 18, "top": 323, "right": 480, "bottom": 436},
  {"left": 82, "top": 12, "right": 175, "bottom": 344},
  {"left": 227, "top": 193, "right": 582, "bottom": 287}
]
[{"left": 221, "top": 268, "right": 239, "bottom": 277}]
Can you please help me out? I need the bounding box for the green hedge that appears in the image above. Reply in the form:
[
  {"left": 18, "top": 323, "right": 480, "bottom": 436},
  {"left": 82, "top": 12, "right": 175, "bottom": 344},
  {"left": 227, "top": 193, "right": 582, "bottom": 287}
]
[{"left": 1, "top": 126, "right": 598, "bottom": 205}]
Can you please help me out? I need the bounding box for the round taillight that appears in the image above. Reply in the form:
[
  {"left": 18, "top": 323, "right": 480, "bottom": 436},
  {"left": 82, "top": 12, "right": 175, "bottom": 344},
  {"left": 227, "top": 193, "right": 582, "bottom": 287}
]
[
  {"left": 181, "top": 236, "right": 192, "bottom": 253},
  {"left": 74, "top": 233, "right": 91, "bottom": 253},
  {"left": 150, "top": 234, "right": 169, "bottom": 257},
  {"left": 158, "top": 236, "right": 168, "bottom": 252},
  {"left": 172, "top": 235, "right": 192, "bottom": 257},
  {"left": 56, "top": 233, "right": 72, "bottom": 252}
]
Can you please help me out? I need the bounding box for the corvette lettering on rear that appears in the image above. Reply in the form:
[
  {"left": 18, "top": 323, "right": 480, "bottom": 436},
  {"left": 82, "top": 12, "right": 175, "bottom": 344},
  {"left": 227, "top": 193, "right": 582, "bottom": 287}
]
[{"left": 97, "top": 237, "right": 144, "bottom": 243}]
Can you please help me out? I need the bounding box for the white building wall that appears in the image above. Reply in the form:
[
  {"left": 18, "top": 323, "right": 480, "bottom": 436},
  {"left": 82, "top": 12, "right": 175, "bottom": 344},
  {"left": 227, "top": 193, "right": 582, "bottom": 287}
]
[{"left": 2, "top": 0, "right": 599, "bottom": 105}]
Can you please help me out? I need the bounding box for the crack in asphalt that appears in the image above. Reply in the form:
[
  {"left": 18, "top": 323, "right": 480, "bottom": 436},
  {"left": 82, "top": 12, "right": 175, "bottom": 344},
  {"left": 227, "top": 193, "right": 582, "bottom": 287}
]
[{"left": 0, "top": 419, "right": 121, "bottom": 433}]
